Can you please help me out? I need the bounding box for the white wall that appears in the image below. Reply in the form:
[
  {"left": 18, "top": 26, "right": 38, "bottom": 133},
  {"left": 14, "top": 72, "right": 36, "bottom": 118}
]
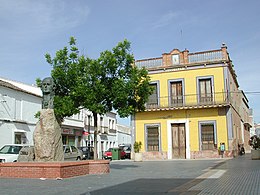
[{"left": 0, "top": 86, "right": 41, "bottom": 147}]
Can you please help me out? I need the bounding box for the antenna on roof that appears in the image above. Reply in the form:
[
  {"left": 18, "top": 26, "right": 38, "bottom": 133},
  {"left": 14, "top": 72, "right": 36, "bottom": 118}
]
[{"left": 180, "top": 29, "right": 183, "bottom": 50}]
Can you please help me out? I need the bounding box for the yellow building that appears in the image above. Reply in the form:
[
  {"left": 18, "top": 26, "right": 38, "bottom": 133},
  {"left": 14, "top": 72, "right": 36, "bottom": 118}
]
[{"left": 133, "top": 44, "right": 251, "bottom": 160}]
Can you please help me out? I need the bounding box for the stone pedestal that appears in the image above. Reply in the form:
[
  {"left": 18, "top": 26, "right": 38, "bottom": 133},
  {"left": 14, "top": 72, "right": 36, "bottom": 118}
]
[
  {"left": 33, "top": 109, "right": 64, "bottom": 162},
  {"left": 134, "top": 153, "right": 143, "bottom": 162}
]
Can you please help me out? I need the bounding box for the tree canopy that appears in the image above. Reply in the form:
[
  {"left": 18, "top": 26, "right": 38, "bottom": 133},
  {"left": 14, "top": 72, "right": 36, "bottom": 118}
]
[
  {"left": 44, "top": 37, "right": 152, "bottom": 159},
  {"left": 45, "top": 37, "right": 152, "bottom": 121}
]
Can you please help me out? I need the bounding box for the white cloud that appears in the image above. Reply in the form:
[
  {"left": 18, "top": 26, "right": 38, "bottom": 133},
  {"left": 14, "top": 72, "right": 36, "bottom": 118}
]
[
  {"left": 0, "top": 0, "right": 90, "bottom": 36},
  {"left": 151, "top": 11, "right": 180, "bottom": 29}
]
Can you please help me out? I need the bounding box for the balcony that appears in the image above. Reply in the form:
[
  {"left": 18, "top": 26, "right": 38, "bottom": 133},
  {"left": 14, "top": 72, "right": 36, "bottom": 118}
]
[
  {"left": 145, "top": 92, "right": 230, "bottom": 111},
  {"left": 108, "top": 128, "right": 117, "bottom": 134},
  {"left": 99, "top": 126, "right": 108, "bottom": 134}
]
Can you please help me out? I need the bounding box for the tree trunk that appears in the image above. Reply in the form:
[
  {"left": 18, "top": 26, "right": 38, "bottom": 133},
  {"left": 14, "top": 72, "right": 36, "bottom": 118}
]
[{"left": 93, "top": 112, "right": 98, "bottom": 160}]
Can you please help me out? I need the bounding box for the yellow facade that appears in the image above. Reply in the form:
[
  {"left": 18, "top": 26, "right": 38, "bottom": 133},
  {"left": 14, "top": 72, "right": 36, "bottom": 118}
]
[
  {"left": 135, "top": 109, "right": 228, "bottom": 153},
  {"left": 134, "top": 46, "right": 243, "bottom": 160}
]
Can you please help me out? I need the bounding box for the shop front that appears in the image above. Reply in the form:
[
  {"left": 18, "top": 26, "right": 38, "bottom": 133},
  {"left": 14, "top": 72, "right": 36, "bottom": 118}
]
[{"left": 61, "top": 126, "right": 83, "bottom": 147}]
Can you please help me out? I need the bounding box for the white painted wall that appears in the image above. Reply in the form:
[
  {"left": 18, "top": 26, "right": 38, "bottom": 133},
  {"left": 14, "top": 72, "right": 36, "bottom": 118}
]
[{"left": 0, "top": 85, "right": 41, "bottom": 148}]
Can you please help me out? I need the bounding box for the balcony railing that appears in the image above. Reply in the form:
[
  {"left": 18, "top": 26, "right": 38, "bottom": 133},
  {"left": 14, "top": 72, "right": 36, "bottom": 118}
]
[
  {"left": 109, "top": 128, "right": 117, "bottom": 134},
  {"left": 145, "top": 92, "right": 230, "bottom": 110}
]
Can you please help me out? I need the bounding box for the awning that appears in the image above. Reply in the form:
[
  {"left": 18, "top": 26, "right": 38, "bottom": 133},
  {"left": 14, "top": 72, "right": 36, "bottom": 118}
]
[{"left": 14, "top": 129, "right": 27, "bottom": 133}]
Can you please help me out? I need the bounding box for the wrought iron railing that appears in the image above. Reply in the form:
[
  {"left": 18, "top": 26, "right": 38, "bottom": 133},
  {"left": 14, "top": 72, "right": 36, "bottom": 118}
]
[{"left": 145, "top": 92, "right": 230, "bottom": 109}]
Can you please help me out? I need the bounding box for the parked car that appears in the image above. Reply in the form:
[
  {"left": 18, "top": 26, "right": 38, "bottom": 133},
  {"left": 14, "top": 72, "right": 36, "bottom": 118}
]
[
  {"left": 63, "top": 145, "right": 83, "bottom": 161},
  {"left": 103, "top": 148, "right": 126, "bottom": 160},
  {"left": 119, "top": 145, "right": 131, "bottom": 159},
  {"left": 78, "top": 146, "right": 94, "bottom": 160},
  {"left": 0, "top": 144, "right": 25, "bottom": 162},
  {"left": 103, "top": 148, "right": 112, "bottom": 160}
]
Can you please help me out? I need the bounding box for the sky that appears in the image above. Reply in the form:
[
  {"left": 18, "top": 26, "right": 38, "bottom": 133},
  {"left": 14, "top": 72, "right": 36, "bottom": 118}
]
[{"left": 1, "top": 0, "right": 260, "bottom": 125}]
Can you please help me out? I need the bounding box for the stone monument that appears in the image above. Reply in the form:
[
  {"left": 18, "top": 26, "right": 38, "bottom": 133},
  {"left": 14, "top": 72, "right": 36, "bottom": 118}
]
[{"left": 33, "top": 77, "right": 64, "bottom": 161}]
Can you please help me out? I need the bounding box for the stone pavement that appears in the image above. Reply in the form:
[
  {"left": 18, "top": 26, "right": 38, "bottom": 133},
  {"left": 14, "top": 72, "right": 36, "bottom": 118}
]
[
  {"left": 189, "top": 154, "right": 260, "bottom": 195},
  {"left": 0, "top": 154, "right": 259, "bottom": 194}
]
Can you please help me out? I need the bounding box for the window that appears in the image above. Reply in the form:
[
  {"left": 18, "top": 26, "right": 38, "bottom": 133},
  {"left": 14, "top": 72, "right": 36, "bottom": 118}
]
[
  {"left": 100, "top": 117, "right": 104, "bottom": 133},
  {"left": 198, "top": 77, "right": 213, "bottom": 104},
  {"left": 147, "top": 82, "right": 159, "bottom": 108},
  {"left": 200, "top": 122, "right": 217, "bottom": 150},
  {"left": 15, "top": 133, "right": 22, "bottom": 144},
  {"left": 71, "top": 146, "right": 77, "bottom": 152},
  {"left": 14, "top": 133, "right": 27, "bottom": 144},
  {"left": 146, "top": 125, "right": 160, "bottom": 151},
  {"left": 100, "top": 117, "right": 103, "bottom": 127},
  {"left": 65, "top": 147, "right": 70, "bottom": 153},
  {"left": 87, "top": 115, "right": 92, "bottom": 126},
  {"left": 172, "top": 54, "right": 180, "bottom": 65},
  {"left": 170, "top": 81, "right": 183, "bottom": 106},
  {"left": 109, "top": 119, "right": 111, "bottom": 129},
  {"left": 112, "top": 120, "right": 115, "bottom": 129}
]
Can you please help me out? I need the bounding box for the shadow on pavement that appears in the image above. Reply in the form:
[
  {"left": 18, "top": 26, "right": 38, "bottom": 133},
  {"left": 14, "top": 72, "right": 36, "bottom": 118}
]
[
  {"left": 82, "top": 178, "right": 204, "bottom": 195},
  {"left": 110, "top": 163, "right": 140, "bottom": 170}
]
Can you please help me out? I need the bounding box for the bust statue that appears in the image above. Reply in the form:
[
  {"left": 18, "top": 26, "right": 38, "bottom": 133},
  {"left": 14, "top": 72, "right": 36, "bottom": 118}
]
[{"left": 41, "top": 77, "right": 55, "bottom": 109}]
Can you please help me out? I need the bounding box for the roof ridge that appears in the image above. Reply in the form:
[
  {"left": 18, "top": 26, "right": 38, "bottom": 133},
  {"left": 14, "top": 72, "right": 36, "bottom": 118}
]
[{"left": 0, "top": 76, "right": 38, "bottom": 88}]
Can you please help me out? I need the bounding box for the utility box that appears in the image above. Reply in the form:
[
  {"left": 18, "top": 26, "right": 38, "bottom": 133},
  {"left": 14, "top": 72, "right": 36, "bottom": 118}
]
[
  {"left": 112, "top": 148, "right": 120, "bottom": 160},
  {"left": 220, "top": 143, "right": 225, "bottom": 152}
]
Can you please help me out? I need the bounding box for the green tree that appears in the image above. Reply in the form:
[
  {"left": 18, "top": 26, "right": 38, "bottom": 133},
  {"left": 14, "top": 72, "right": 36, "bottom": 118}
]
[{"left": 45, "top": 37, "right": 152, "bottom": 159}]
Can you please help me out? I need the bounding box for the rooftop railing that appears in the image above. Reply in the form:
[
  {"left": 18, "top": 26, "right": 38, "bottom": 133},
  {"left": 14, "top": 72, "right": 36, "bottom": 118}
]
[
  {"left": 135, "top": 58, "right": 162, "bottom": 69},
  {"left": 135, "top": 50, "right": 225, "bottom": 69},
  {"left": 188, "top": 50, "right": 224, "bottom": 63},
  {"left": 145, "top": 92, "right": 230, "bottom": 110}
]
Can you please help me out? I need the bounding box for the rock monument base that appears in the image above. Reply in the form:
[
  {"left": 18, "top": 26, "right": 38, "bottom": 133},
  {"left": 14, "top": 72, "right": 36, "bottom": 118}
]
[{"left": 33, "top": 109, "right": 64, "bottom": 162}]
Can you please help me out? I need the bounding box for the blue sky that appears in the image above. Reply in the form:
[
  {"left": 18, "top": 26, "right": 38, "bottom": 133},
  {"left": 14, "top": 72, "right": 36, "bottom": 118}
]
[{"left": 1, "top": 0, "right": 260, "bottom": 125}]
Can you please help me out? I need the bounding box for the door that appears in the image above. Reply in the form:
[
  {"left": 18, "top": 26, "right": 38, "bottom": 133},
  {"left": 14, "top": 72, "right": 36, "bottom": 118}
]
[
  {"left": 199, "top": 78, "right": 213, "bottom": 104},
  {"left": 147, "top": 83, "right": 158, "bottom": 108},
  {"left": 170, "top": 81, "right": 183, "bottom": 106},
  {"left": 68, "top": 136, "right": 75, "bottom": 146},
  {"left": 171, "top": 123, "right": 186, "bottom": 159}
]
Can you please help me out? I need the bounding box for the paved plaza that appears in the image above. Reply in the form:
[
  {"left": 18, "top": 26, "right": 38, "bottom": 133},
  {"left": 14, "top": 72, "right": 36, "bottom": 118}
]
[{"left": 0, "top": 154, "right": 259, "bottom": 195}]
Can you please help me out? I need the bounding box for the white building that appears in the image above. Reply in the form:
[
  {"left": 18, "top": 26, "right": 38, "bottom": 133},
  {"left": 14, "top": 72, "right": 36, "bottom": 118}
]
[
  {"left": 0, "top": 77, "right": 131, "bottom": 159},
  {"left": 0, "top": 78, "right": 41, "bottom": 147},
  {"left": 83, "top": 111, "right": 132, "bottom": 158},
  {"left": 116, "top": 124, "right": 132, "bottom": 146}
]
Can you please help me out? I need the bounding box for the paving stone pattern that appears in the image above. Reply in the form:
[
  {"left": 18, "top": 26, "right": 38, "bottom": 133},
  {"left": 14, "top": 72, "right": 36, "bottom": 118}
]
[{"left": 0, "top": 154, "right": 259, "bottom": 195}]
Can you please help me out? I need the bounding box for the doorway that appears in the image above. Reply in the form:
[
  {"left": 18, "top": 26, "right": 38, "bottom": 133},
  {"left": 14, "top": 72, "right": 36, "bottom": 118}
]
[{"left": 171, "top": 123, "right": 186, "bottom": 159}]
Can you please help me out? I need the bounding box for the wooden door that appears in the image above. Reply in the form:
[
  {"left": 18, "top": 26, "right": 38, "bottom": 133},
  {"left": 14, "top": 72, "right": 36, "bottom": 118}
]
[
  {"left": 172, "top": 123, "right": 186, "bottom": 159},
  {"left": 170, "top": 81, "right": 183, "bottom": 106}
]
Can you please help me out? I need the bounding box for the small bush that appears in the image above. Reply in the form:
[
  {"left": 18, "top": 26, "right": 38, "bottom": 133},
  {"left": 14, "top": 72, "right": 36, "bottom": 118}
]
[{"left": 134, "top": 141, "right": 142, "bottom": 153}]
